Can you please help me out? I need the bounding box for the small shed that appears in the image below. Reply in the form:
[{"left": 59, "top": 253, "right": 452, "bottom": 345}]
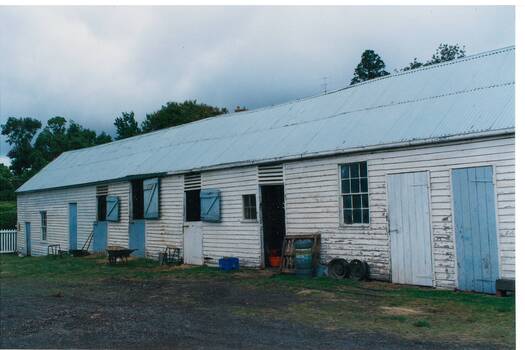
[{"left": 16, "top": 46, "right": 515, "bottom": 293}]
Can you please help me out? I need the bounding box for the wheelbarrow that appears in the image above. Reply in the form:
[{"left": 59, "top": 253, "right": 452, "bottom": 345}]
[{"left": 106, "top": 246, "right": 137, "bottom": 265}]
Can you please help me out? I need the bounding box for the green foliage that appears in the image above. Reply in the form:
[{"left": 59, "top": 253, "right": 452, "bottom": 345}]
[
  {"left": 350, "top": 49, "right": 390, "bottom": 85},
  {"left": 0, "top": 201, "right": 17, "bottom": 229},
  {"left": 1, "top": 117, "right": 113, "bottom": 177},
  {"left": 402, "top": 43, "right": 466, "bottom": 71},
  {"left": 114, "top": 111, "right": 141, "bottom": 140},
  {"left": 0, "top": 165, "right": 15, "bottom": 201},
  {"left": 1, "top": 117, "right": 42, "bottom": 176},
  {"left": 428, "top": 43, "right": 466, "bottom": 65},
  {"left": 141, "top": 100, "right": 228, "bottom": 133},
  {"left": 402, "top": 58, "right": 424, "bottom": 71}
]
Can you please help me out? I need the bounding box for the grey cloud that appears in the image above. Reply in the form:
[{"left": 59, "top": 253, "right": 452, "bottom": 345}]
[{"left": 0, "top": 6, "right": 515, "bottom": 158}]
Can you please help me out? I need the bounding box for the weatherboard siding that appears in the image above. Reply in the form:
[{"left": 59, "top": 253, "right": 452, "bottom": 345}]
[
  {"left": 16, "top": 186, "right": 96, "bottom": 256},
  {"left": 144, "top": 175, "right": 184, "bottom": 259},
  {"left": 201, "top": 166, "right": 261, "bottom": 267},
  {"left": 107, "top": 182, "right": 130, "bottom": 248},
  {"left": 284, "top": 136, "right": 515, "bottom": 287}
]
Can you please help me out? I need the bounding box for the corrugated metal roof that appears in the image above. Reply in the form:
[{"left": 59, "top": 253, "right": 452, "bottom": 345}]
[{"left": 18, "top": 46, "right": 515, "bottom": 193}]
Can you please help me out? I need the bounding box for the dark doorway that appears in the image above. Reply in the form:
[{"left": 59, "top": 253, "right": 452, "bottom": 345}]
[
  {"left": 185, "top": 189, "right": 201, "bottom": 222},
  {"left": 261, "top": 185, "right": 286, "bottom": 266}
]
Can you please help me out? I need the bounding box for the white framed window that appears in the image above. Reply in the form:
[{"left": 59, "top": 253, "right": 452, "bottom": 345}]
[
  {"left": 40, "top": 211, "right": 47, "bottom": 240},
  {"left": 242, "top": 194, "right": 257, "bottom": 220},
  {"left": 340, "top": 162, "right": 369, "bottom": 224}
]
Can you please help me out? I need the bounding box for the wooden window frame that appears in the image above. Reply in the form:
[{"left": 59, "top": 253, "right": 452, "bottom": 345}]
[
  {"left": 242, "top": 194, "right": 257, "bottom": 221},
  {"left": 340, "top": 162, "right": 370, "bottom": 225},
  {"left": 40, "top": 211, "right": 47, "bottom": 240}
]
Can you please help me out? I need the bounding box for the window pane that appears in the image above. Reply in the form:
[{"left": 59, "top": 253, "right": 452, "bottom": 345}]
[
  {"left": 359, "top": 162, "right": 367, "bottom": 177},
  {"left": 352, "top": 209, "right": 362, "bottom": 223},
  {"left": 352, "top": 195, "right": 361, "bottom": 209},
  {"left": 360, "top": 178, "right": 368, "bottom": 192},
  {"left": 341, "top": 180, "right": 350, "bottom": 193},
  {"left": 350, "top": 163, "right": 359, "bottom": 178},
  {"left": 362, "top": 209, "right": 370, "bottom": 223},
  {"left": 341, "top": 165, "right": 349, "bottom": 179},
  {"left": 343, "top": 195, "right": 352, "bottom": 209},
  {"left": 362, "top": 194, "right": 369, "bottom": 208},
  {"left": 344, "top": 210, "right": 353, "bottom": 224},
  {"left": 243, "top": 194, "right": 257, "bottom": 220},
  {"left": 351, "top": 179, "right": 360, "bottom": 193}
]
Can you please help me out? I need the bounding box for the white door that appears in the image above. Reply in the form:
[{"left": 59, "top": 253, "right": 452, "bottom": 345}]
[
  {"left": 387, "top": 171, "right": 433, "bottom": 286},
  {"left": 183, "top": 222, "right": 203, "bottom": 265}
]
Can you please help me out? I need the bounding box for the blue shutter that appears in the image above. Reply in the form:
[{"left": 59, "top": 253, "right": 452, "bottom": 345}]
[
  {"left": 200, "top": 189, "right": 221, "bottom": 222},
  {"left": 106, "top": 196, "right": 120, "bottom": 222},
  {"left": 143, "top": 178, "right": 160, "bottom": 219}
]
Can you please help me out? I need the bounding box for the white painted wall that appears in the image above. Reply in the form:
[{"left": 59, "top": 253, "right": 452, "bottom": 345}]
[
  {"left": 17, "top": 185, "right": 96, "bottom": 255},
  {"left": 284, "top": 136, "right": 515, "bottom": 287},
  {"left": 201, "top": 166, "right": 261, "bottom": 267},
  {"left": 106, "top": 181, "right": 130, "bottom": 247},
  {"left": 144, "top": 175, "right": 184, "bottom": 259}
]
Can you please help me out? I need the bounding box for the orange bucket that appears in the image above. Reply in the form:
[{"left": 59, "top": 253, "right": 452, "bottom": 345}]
[{"left": 269, "top": 256, "right": 281, "bottom": 267}]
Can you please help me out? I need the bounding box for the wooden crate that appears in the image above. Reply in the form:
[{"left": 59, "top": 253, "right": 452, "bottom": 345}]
[{"left": 279, "top": 234, "right": 321, "bottom": 274}]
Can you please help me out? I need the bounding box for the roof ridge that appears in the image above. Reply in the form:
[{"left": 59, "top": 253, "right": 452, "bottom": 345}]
[{"left": 56, "top": 45, "right": 516, "bottom": 157}]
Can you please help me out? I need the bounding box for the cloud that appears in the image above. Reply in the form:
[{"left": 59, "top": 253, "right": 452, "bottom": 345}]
[{"left": 0, "top": 6, "right": 515, "bottom": 156}]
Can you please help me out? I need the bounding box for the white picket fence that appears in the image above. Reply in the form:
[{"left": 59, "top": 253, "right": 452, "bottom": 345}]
[{"left": 0, "top": 229, "right": 17, "bottom": 253}]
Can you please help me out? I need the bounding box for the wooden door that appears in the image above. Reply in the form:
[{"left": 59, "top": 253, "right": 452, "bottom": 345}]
[
  {"left": 388, "top": 171, "right": 433, "bottom": 286},
  {"left": 25, "top": 222, "right": 31, "bottom": 256},
  {"left": 452, "top": 166, "right": 499, "bottom": 293},
  {"left": 183, "top": 222, "right": 203, "bottom": 265},
  {"left": 69, "top": 203, "right": 77, "bottom": 250}
]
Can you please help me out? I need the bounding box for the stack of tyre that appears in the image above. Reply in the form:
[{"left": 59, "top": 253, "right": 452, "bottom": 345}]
[{"left": 327, "top": 258, "right": 369, "bottom": 280}]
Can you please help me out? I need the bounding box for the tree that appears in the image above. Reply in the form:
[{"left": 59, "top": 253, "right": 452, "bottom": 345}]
[
  {"left": 114, "top": 111, "right": 141, "bottom": 140},
  {"left": 33, "top": 116, "right": 68, "bottom": 165},
  {"left": 402, "top": 44, "right": 466, "bottom": 71},
  {"left": 0, "top": 164, "right": 15, "bottom": 201},
  {"left": 65, "top": 120, "right": 111, "bottom": 150},
  {"left": 141, "top": 100, "right": 228, "bottom": 133},
  {"left": 427, "top": 43, "right": 466, "bottom": 65},
  {"left": 1, "top": 117, "right": 42, "bottom": 175},
  {"left": 402, "top": 58, "right": 424, "bottom": 71},
  {"left": 350, "top": 50, "right": 390, "bottom": 85}
]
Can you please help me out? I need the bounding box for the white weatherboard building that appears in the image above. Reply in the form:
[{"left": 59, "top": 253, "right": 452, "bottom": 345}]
[{"left": 17, "top": 46, "right": 515, "bottom": 293}]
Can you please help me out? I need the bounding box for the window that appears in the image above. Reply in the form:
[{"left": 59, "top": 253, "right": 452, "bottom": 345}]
[
  {"left": 97, "top": 195, "right": 107, "bottom": 221},
  {"left": 185, "top": 190, "right": 201, "bottom": 222},
  {"left": 341, "top": 162, "right": 369, "bottom": 224},
  {"left": 242, "top": 194, "right": 257, "bottom": 220},
  {"left": 131, "top": 179, "right": 144, "bottom": 220},
  {"left": 40, "top": 211, "right": 47, "bottom": 240}
]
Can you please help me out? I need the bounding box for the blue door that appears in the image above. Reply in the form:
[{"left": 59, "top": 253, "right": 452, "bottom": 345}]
[
  {"left": 25, "top": 222, "right": 31, "bottom": 256},
  {"left": 69, "top": 203, "right": 77, "bottom": 250},
  {"left": 452, "top": 166, "right": 499, "bottom": 294},
  {"left": 92, "top": 221, "right": 108, "bottom": 252},
  {"left": 129, "top": 220, "right": 145, "bottom": 257}
]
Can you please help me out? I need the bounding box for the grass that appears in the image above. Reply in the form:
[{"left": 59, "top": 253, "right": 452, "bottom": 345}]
[{"left": 0, "top": 254, "right": 515, "bottom": 347}]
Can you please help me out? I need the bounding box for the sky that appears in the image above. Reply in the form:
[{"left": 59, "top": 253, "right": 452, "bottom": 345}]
[{"left": 0, "top": 6, "right": 515, "bottom": 165}]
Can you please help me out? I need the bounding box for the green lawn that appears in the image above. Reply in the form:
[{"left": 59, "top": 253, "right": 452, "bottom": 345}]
[{"left": 0, "top": 254, "right": 515, "bottom": 348}]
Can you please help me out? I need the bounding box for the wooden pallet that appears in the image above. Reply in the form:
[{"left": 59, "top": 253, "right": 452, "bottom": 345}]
[{"left": 279, "top": 234, "right": 321, "bottom": 274}]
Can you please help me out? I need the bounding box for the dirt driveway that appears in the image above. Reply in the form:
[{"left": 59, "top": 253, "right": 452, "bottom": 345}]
[{"left": 0, "top": 255, "right": 514, "bottom": 349}]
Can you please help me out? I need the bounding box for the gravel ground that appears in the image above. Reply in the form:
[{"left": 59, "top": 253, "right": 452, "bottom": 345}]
[{"left": 0, "top": 276, "right": 502, "bottom": 349}]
